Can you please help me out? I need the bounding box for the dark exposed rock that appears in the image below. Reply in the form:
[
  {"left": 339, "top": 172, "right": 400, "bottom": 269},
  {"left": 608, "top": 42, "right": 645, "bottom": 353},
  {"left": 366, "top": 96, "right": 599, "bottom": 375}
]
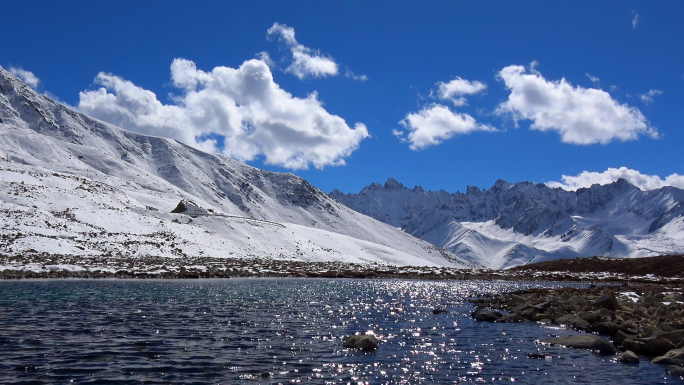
[
  {"left": 555, "top": 314, "right": 590, "bottom": 330},
  {"left": 471, "top": 309, "right": 502, "bottom": 322},
  {"left": 617, "top": 350, "right": 639, "bottom": 364},
  {"left": 171, "top": 200, "right": 190, "bottom": 213},
  {"left": 496, "top": 312, "right": 525, "bottom": 323},
  {"left": 533, "top": 301, "right": 553, "bottom": 311},
  {"left": 662, "top": 330, "right": 684, "bottom": 347},
  {"left": 540, "top": 335, "right": 617, "bottom": 354},
  {"left": 652, "top": 348, "right": 684, "bottom": 366},
  {"left": 668, "top": 365, "right": 684, "bottom": 377},
  {"left": 344, "top": 335, "right": 379, "bottom": 351},
  {"left": 613, "top": 330, "right": 634, "bottom": 346},
  {"left": 527, "top": 352, "right": 549, "bottom": 359},
  {"left": 623, "top": 337, "right": 676, "bottom": 357},
  {"left": 590, "top": 322, "right": 623, "bottom": 336},
  {"left": 432, "top": 308, "right": 448, "bottom": 315},
  {"left": 593, "top": 294, "right": 620, "bottom": 311}
]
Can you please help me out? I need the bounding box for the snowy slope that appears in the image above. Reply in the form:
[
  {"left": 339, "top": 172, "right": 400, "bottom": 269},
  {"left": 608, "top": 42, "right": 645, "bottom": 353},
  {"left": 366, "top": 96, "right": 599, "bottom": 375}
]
[
  {"left": 0, "top": 67, "right": 478, "bottom": 268},
  {"left": 331, "top": 178, "right": 684, "bottom": 269}
]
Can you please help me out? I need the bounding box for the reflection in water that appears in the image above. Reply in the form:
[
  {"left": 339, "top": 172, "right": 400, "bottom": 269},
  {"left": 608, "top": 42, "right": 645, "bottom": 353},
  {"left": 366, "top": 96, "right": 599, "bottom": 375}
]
[{"left": 0, "top": 279, "right": 676, "bottom": 384}]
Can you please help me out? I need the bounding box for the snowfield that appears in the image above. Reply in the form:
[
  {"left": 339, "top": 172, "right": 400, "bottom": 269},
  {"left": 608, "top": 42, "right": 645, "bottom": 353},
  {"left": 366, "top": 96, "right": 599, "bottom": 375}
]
[{"left": 0, "top": 67, "right": 479, "bottom": 270}]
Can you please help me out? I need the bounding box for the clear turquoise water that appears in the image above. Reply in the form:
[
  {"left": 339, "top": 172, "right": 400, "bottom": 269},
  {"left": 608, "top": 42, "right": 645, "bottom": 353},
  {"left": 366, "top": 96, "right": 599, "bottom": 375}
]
[{"left": 0, "top": 278, "right": 680, "bottom": 384}]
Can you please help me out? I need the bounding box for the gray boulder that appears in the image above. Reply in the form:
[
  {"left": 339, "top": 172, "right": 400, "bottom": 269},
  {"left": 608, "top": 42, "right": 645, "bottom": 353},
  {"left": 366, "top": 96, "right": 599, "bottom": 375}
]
[
  {"left": 540, "top": 335, "right": 617, "bottom": 354},
  {"left": 668, "top": 365, "right": 684, "bottom": 377},
  {"left": 344, "top": 335, "right": 379, "bottom": 351},
  {"left": 618, "top": 350, "right": 639, "bottom": 364},
  {"left": 652, "top": 348, "right": 684, "bottom": 366},
  {"left": 591, "top": 322, "right": 623, "bottom": 336},
  {"left": 555, "top": 314, "right": 590, "bottom": 330},
  {"left": 662, "top": 330, "right": 684, "bottom": 347},
  {"left": 613, "top": 330, "right": 634, "bottom": 346},
  {"left": 623, "top": 337, "right": 676, "bottom": 357},
  {"left": 496, "top": 312, "right": 525, "bottom": 323},
  {"left": 471, "top": 309, "right": 502, "bottom": 322},
  {"left": 593, "top": 294, "right": 620, "bottom": 311}
]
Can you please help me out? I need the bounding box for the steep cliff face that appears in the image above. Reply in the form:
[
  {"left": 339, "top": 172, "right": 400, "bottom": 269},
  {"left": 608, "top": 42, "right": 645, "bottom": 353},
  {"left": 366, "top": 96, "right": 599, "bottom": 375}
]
[
  {"left": 331, "top": 177, "right": 684, "bottom": 269},
  {"left": 0, "top": 67, "right": 478, "bottom": 268}
]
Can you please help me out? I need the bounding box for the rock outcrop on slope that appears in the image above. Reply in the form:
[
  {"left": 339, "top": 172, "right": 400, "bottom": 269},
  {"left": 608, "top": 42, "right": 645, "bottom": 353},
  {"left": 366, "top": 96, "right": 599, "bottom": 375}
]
[
  {"left": 0, "top": 66, "right": 478, "bottom": 269},
  {"left": 330, "top": 178, "right": 684, "bottom": 268}
]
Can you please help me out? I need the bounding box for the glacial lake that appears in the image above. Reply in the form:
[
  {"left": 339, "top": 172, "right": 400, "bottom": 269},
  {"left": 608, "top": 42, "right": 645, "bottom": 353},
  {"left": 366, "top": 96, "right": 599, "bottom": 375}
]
[{"left": 0, "top": 278, "right": 680, "bottom": 384}]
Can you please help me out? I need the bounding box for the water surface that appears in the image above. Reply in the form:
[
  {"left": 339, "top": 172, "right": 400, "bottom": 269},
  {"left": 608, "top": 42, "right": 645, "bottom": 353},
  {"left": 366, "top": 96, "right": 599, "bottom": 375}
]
[{"left": 0, "top": 279, "right": 679, "bottom": 384}]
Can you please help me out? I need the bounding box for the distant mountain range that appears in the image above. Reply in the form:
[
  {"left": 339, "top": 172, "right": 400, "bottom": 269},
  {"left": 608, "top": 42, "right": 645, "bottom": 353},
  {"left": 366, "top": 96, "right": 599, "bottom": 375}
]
[
  {"left": 0, "top": 66, "right": 478, "bottom": 269},
  {"left": 330, "top": 177, "right": 684, "bottom": 268}
]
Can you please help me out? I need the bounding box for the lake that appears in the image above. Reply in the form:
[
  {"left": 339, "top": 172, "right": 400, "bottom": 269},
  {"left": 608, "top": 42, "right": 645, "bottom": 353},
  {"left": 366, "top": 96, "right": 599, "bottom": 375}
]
[{"left": 0, "top": 279, "right": 679, "bottom": 384}]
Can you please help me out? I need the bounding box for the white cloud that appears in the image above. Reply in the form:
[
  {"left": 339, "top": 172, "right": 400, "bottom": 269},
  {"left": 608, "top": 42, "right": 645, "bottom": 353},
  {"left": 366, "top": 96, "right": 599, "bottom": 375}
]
[
  {"left": 585, "top": 73, "right": 600, "bottom": 84},
  {"left": 639, "top": 89, "right": 663, "bottom": 104},
  {"left": 345, "top": 70, "right": 368, "bottom": 82},
  {"left": 397, "top": 104, "right": 495, "bottom": 150},
  {"left": 632, "top": 11, "right": 639, "bottom": 29},
  {"left": 547, "top": 167, "right": 684, "bottom": 191},
  {"left": 436, "top": 77, "right": 486, "bottom": 106},
  {"left": 78, "top": 58, "right": 369, "bottom": 170},
  {"left": 267, "top": 22, "right": 339, "bottom": 80},
  {"left": 496, "top": 64, "right": 656, "bottom": 145},
  {"left": 256, "top": 51, "right": 275, "bottom": 68},
  {"left": 8, "top": 67, "right": 40, "bottom": 88}
]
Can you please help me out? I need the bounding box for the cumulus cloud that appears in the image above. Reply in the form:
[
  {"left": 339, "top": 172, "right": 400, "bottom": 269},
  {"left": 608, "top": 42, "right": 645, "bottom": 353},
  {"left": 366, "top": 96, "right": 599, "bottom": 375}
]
[
  {"left": 496, "top": 64, "right": 657, "bottom": 145},
  {"left": 395, "top": 75, "right": 491, "bottom": 149},
  {"left": 436, "top": 77, "right": 487, "bottom": 106},
  {"left": 396, "top": 104, "right": 495, "bottom": 150},
  {"left": 8, "top": 67, "right": 40, "bottom": 88},
  {"left": 547, "top": 167, "right": 684, "bottom": 191},
  {"left": 78, "top": 58, "right": 369, "bottom": 169},
  {"left": 639, "top": 89, "right": 663, "bottom": 104},
  {"left": 267, "top": 22, "right": 339, "bottom": 80}
]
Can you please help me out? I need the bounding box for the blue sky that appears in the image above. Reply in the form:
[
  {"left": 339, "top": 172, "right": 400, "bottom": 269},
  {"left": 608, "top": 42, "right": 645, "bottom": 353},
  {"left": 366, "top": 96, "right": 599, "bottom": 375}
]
[{"left": 2, "top": 1, "right": 683, "bottom": 193}]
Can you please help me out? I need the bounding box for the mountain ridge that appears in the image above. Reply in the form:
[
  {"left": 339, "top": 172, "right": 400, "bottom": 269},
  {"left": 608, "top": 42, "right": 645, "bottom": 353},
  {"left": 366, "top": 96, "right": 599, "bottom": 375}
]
[
  {"left": 330, "top": 176, "right": 684, "bottom": 268},
  {"left": 0, "top": 66, "right": 478, "bottom": 269}
]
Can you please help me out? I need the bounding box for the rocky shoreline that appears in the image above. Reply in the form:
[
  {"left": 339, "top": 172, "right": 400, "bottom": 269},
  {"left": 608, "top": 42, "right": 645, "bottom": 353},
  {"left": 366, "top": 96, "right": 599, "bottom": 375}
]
[
  {"left": 2, "top": 253, "right": 684, "bottom": 284},
  {"left": 469, "top": 283, "right": 684, "bottom": 379}
]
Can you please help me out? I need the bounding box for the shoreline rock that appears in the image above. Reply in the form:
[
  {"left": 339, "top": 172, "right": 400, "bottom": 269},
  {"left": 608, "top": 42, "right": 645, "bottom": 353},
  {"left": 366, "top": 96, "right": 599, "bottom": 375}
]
[
  {"left": 540, "top": 335, "right": 617, "bottom": 354},
  {"left": 343, "top": 335, "right": 379, "bottom": 352},
  {"left": 618, "top": 350, "right": 639, "bottom": 364},
  {"left": 469, "top": 283, "right": 684, "bottom": 376}
]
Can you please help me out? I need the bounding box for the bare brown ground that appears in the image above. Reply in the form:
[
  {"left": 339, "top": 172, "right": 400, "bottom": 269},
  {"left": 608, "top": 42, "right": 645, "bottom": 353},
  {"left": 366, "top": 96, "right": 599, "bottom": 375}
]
[{"left": 510, "top": 255, "right": 684, "bottom": 278}]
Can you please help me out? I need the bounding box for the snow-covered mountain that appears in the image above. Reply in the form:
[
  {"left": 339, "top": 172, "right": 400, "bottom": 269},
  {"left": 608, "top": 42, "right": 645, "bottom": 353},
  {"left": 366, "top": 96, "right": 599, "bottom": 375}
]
[
  {"left": 330, "top": 178, "right": 684, "bottom": 269},
  {"left": 0, "top": 66, "right": 478, "bottom": 269}
]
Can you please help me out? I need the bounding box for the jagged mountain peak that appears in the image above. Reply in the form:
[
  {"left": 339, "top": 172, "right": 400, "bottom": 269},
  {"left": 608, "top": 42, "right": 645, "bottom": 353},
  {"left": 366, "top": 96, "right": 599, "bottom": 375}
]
[
  {"left": 384, "top": 177, "right": 404, "bottom": 190},
  {"left": 331, "top": 177, "right": 684, "bottom": 269},
  {"left": 491, "top": 179, "right": 513, "bottom": 191}
]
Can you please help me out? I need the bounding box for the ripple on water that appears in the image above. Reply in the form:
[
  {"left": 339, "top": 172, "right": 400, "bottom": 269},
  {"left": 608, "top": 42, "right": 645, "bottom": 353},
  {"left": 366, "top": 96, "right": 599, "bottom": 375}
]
[{"left": 0, "top": 279, "right": 678, "bottom": 384}]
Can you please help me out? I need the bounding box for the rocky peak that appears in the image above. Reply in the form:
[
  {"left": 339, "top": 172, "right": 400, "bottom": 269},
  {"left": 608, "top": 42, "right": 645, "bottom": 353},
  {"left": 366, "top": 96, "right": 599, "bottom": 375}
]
[
  {"left": 466, "top": 185, "right": 482, "bottom": 196},
  {"left": 491, "top": 179, "right": 512, "bottom": 191},
  {"left": 384, "top": 178, "right": 404, "bottom": 190},
  {"left": 360, "top": 182, "right": 384, "bottom": 193},
  {"left": 0, "top": 66, "right": 30, "bottom": 95}
]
